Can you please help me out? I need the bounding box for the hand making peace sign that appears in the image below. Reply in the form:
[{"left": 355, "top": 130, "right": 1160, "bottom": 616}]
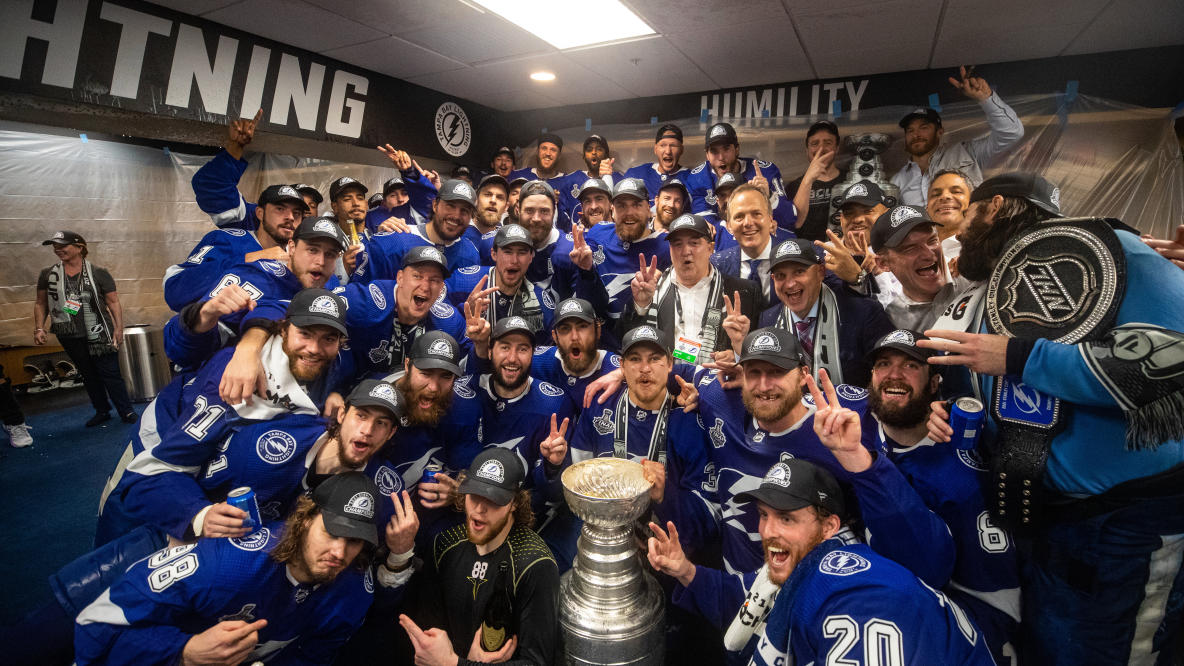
[
  {"left": 805, "top": 369, "right": 872, "bottom": 473},
  {"left": 540, "top": 413, "right": 570, "bottom": 467},
  {"left": 631, "top": 254, "right": 661, "bottom": 310},
  {"left": 569, "top": 224, "right": 594, "bottom": 271},
  {"left": 721, "top": 290, "right": 751, "bottom": 355}
]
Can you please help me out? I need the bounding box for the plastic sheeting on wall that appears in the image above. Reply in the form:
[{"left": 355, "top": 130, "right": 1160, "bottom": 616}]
[{"left": 0, "top": 91, "right": 1180, "bottom": 346}]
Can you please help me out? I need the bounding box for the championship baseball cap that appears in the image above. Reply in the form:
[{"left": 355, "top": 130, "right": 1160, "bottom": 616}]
[
  {"left": 738, "top": 327, "right": 807, "bottom": 370},
  {"left": 714, "top": 171, "right": 746, "bottom": 195},
  {"left": 346, "top": 379, "right": 407, "bottom": 421},
  {"left": 491, "top": 315, "right": 536, "bottom": 342},
  {"left": 477, "top": 173, "right": 509, "bottom": 195},
  {"left": 508, "top": 175, "right": 530, "bottom": 189},
  {"left": 769, "top": 238, "right": 822, "bottom": 270},
  {"left": 518, "top": 179, "right": 556, "bottom": 205},
  {"left": 43, "top": 230, "right": 85, "bottom": 246},
  {"left": 401, "top": 245, "right": 450, "bottom": 277},
  {"left": 407, "top": 330, "right": 464, "bottom": 377},
  {"left": 621, "top": 325, "right": 672, "bottom": 355},
  {"left": 899, "top": 107, "right": 943, "bottom": 129},
  {"left": 292, "top": 183, "right": 323, "bottom": 204},
  {"left": 451, "top": 165, "right": 473, "bottom": 180},
  {"left": 655, "top": 123, "right": 683, "bottom": 143},
  {"left": 553, "top": 298, "right": 597, "bottom": 325},
  {"left": 492, "top": 146, "right": 515, "bottom": 161},
  {"left": 969, "top": 172, "right": 1063, "bottom": 218},
  {"left": 612, "top": 177, "right": 648, "bottom": 202},
  {"left": 577, "top": 178, "right": 612, "bottom": 201},
  {"left": 658, "top": 178, "right": 690, "bottom": 202},
  {"left": 836, "top": 180, "right": 886, "bottom": 209},
  {"left": 870, "top": 205, "right": 942, "bottom": 252},
  {"left": 538, "top": 133, "right": 564, "bottom": 150},
  {"left": 735, "top": 459, "right": 845, "bottom": 517},
  {"left": 705, "top": 121, "right": 739, "bottom": 148},
  {"left": 867, "top": 329, "right": 934, "bottom": 363},
  {"left": 806, "top": 120, "right": 840, "bottom": 140},
  {"left": 583, "top": 134, "right": 609, "bottom": 152},
  {"left": 286, "top": 288, "right": 348, "bottom": 336},
  {"left": 259, "top": 184, "right": 310, "bottom": 211},
  {"left": 382, "top": 175, "right": 406, "bottom": 196},
  {"left": 294, "top": 216, "right": 349, "bottom": 253},
  {"left": 437, "top": 179, "right": 477, "bottom": 208},
  {"left": 367, "top": 193, "right": 382, "bottom": 209},
  {"left": 493, "top": 223, "right": 533, "bottom": 249},
  {"left": 666, "top": 213, "right": 712, "bottom": 241},
  {"left": 312, "top": 471, "right": 380, "bottom": 545},
  {"left": 329, "top": 176, "right": 368, "bottom": 201},
  {"left": 458, "top": 447, "right": 526, "bottom": 506}
]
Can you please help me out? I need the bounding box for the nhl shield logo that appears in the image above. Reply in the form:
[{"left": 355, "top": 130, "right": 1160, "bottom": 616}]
[
  {"left": 1002, "top": 255, "right": 1092, "bottom": 326},
  {"left": 476, "top": 459, "right": 505, "bottom": 483},
  {"left": 344, "top": 492, "right": 375, "bottom": 519},
  {"left": 764, "top": 462, "right": 792, "bottom": 487}
]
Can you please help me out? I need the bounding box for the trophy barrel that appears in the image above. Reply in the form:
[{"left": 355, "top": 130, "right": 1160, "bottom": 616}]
[{"left": 559, "top": 567, "right": 665, "bottom": 665}]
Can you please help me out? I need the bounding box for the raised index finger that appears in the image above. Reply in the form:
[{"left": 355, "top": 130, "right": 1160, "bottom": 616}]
[
  {"left": 818, "top": 368, "right": 840, "bottom": 407},
  {"left": 250, "top": 107, "right": 263, "bottom": 126},
  {"left": 803, "top": 371, "right": 826, "bottom": 409}
]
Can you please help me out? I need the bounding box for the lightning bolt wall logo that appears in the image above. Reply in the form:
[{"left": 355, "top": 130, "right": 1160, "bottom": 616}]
[{"left": 435, "top": 102, "right": 471, "bottom": 157}]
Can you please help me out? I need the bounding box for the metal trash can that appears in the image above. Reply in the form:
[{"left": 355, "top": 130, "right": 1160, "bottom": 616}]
[{"left": 117, "top": 325, "right": 173, "bottom": 402}]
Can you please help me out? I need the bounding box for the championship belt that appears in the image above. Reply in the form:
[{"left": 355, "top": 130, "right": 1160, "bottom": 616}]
[{"left": 984, "top": 217, "right": 1126, "bottom": 528}]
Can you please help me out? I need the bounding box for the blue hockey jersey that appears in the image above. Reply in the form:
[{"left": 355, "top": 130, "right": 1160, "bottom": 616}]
[
  {"left": 163, "top": 228, "right": 266, "bottom": 312},
  {"left": 444, "top": 265, "right": 557, "bottom": 344},
  {"left": 750, "top": 539, "right": 994, "bottom": 666},
  {"left": 525, "top": 229, "right": 598, "bottom": 307},
  {"left": 685, "top": 158, "right": 797, "bottom": 232},
  {"left": 579, "top": 222, "right": 671, "bottom": 336},
  {"left": 550, "top": 169, "right": 623, "bottom": 231},
  {"left": 75, "top": 525, "right": 373, "bottom": 666},
  {"left": 529, "top": 346, "right": 620, "bottom": 412},
  {"left": 190, "top": 148, "right": 255, "bottom": 230},
  {"left": 622, "top": 162, "right": 691, "bottom": 206},
  {"left": 363, "top": 202, "right": 426, "bottom": 235},
  {"left": 351, "top": 227, "right": 480, "bottom": 284}
]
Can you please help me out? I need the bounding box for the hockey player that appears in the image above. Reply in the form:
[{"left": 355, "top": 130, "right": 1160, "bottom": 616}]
[
  {"left": 571, "top": 177, "right": 612, "bottom": 231},
  {"left": 507, "top": 133, "right": 565, "bottom": 183},
  {"left": 76, "top": 472, "right": 384, "bottom": 665},
  {"left": 685, "top": 122, "right": 797, "bottom": 232},
  {"left": 352, "top": 179, "right": 481, "bottom": 283},
  {"left": 363, "top": 175, "right": 427, "bottom": 235},
  {"left": 623, "top": 123, "right": 690, "bottom": 205},
  {"left": 510, "top": 180, "right": 598, "bottom": 305},
  {"left": 651, "top": 178, "right": 689, "bottom": 233},
  {"left": 550, "top": 134, "right": 623, "bottom": 229},
  {"left": 462, "top": 173, "right": 510, "bottom": 260},
  {"left": 529, "top": 298, "right": 622, "bottom": 411},
  {"left": 375, "top": 144, "right": 440, "bottom": 221}
]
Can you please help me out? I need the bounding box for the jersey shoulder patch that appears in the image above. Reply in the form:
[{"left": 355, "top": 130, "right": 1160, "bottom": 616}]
[
  {"left": 368, "top": 283, "right": 388, "bottom": 310},
  {"left": 220, "top": 228, "right": 248, "bottom": 237},
  {"left": 480, "top": 230, "right": 497, "bottom": 240},
  {"left": 229, "top": 527, "right": 271, "bottom": 552},
  {"left": 756, "top": 159, "right": 772, "bottom": 168},
  {"left": 539, "top": 288, "right": 556, "bottom": 309},
  {"left": 819, "top": 550, "right": 872, "bottom": 576},
  {"left": 256, "top": 260, "right": 288, "bottom": 277},
  {"left": 690, "top": 162, "right": 706, "bottom": 174},
  {"left": 608, "top": 353, "right": 621, "bottom": 368},
  {"left": 534, "top": 345, "right": 552, "bottom": 356},
  {"left": 453, "top": 377, "right": 476, "bottom": 399},
  {"left": 835, "top": 384, "right": 868, "bottom": 401},
  {"left": 538, "top": 381, "right": 564, "bottom": 398},
  {"left": 457, "top": 264, "right": 482, "bottom": 275},
  {"left": 431, "top": 301, "right": 456, "bottom": 318}
]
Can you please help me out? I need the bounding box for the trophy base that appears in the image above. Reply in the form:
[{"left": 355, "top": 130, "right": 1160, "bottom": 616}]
[{"left": 559, "top": 569, "right": 666, "bottom": 665}]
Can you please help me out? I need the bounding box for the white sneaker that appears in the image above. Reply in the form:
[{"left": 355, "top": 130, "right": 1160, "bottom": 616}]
[{"left": 5, "top": 423, "right": 32, "bottom": 448}]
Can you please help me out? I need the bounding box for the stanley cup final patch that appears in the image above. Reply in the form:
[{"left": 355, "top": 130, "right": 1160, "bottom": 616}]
[{"left": 986, "top": 218, "right": 1126, "bottom": 344}]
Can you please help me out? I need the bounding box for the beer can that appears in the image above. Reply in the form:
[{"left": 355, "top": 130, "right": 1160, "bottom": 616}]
[
  {"left": 227, "top": 486, "right": 262, "bottom": 533},
  {"left": 949, "top": 397, "right": 985, "bottom": 450},
  {"left": 421, "top": 463, "right": 442, "bottom": 486}
]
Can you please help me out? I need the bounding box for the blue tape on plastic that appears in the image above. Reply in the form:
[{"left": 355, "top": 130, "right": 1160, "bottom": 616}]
[
  {"left": 163, "top": 147, "right": 170, "bottom": 156},
  {"left": 927, "top": 93, "right": 942, "bottom": 112},
  {"left": 1065, "top": 80, "right": 1079, "bottom": 104},
  {"left": 831, "top": 100, "right": 841, "bottom": 118},
  {"left": 699, "top": 108, "right": 709, "bottom": 123},
  {"left": 650, "top": 116, "right": 658, "bottom": 125},
  {"left": 541, "top": 128, "right": 547, "bottom": 134},
  {"left": 79, "top": 133, "right": 88, "bottom": 143},
  {"left": 761, "top": 108, "right": 770, "bottom": 118},
  {"left": 585, "top": 118, "right": 592, "bottom": 131}
]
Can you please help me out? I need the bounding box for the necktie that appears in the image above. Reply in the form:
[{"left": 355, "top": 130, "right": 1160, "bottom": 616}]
[
  {"left": 795, "top": 317, "right": 816, "bottom": 358},
  {"left": 747, "top": 258, "right": 769, "bottom": 302}
]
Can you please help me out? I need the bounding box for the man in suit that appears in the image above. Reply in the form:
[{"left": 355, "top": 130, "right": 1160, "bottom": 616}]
[
  {"left": 620, "top": 213, "right": 759, "bottom": 365},
  {"left": 758, "top": 238, "right": 894, "bottom": 387},
  {"left": 710, "top": 184, "right": 798, "bottom": 309}
]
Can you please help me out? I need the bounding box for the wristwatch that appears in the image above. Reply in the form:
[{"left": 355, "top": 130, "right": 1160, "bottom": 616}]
[{"left": 851, "top": 269, "right": 869, "bottom": 286}]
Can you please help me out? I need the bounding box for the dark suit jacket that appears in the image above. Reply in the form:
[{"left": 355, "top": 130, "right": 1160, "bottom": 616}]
[
  {"left": 619, "top": 270, "right": 760, "bottom": 353},
  {"left": 710, "top": 228, "right": 799, "bottom": 310},
  {"left": 758, "top": 281, "right": 895, "bottom": 387}
]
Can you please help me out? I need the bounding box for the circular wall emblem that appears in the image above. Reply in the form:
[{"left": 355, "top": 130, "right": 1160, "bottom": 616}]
[{"left": 435, "top": 102, "right": 471, "bottom": 157}]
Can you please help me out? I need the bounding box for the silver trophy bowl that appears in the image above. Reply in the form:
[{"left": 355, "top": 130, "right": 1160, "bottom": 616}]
[{"left": 559, "top": 458, "right": 665, "bottom": 665}]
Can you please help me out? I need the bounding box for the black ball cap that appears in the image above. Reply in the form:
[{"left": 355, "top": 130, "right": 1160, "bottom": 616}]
[
  {"left": 621, "top": 325, "right": 672, "bottom": 355},
  {"left": 867, "top": 329, "right": 934, "bottom": 363},
  {"left": 837, "top": 180, "right": 886, "bottom": 209},
  {"left": 705, "top": 121, "right": 738, "bottom": 148},
  {"left": 714, "top": 171, "right": 746, "bottom": 194},
  {"left": 382, "top": 175, "right": 406, "bottom": 196},
  {"left": 329, "top": 176, "right": 368, "bottom": 201},
  {"left": 583, "top": 134, "right": 609, "bottom": 152},
  {"left": 898, "top": 107, "right": 942, "bottom": 129},
  {"left": 259, "top": 184, "right": 309, "bottom": 211},
  {"left": 658, "top": 178, "right": 690, "bottom": 201},
  {"left": 738, "top": 327, "right": 807, "bottom": 370},
  {"left": 612, "top": 177, "right": 648, "bottom": 202},
  {"left": 491, "top": 315, "right": 537, "bottom": 341},
  {"left": 577, "top": 178, "right": 612, "bottom": 201},
  {"left": 401, "top": 245, "right": 451, "bottom": 277},
  {"left": 292, "top": 183, "right": 323, "bottom": 204},
  {"left": 519, "top": 179, "right": 557, "bottom": 205},
  {"left": 312, "top": 471, "right": 380, "bottom": 545},
  {"left": 969, "top": 172, "right": 1063, "bottom": 218},
  {"left": 408, "top": 330, "right": 463, "bottom": 377},
  {"left": 367, "top": 193, "right": 382, "bottom": 209},
  {"left": 347, "top": 379, "right": 406, "bottom": 421},
  {"left": 538, "top": 133, "right": 564, "bottom": 150},
  {"left": 666, "top": 213, "right": 713, "bottom": 241},
  {"left": 735, "top": 458, "right": 845, "bottom": 517},
  {"left": 655, "top": 123, "right": 683, "bottom": 144},
  {"left": 492, "top": 146, "right": 515, "bottom": 161},
  {"left": 286, "top": 288, "right": 348, "bottom": 336},
  {"left": 493, "top": 224, "right": 534, "bottom": 249},
  {"left": 437, "top": 179, "right": 477, "bottom": 208},
  {"left": 554, "top": 298, "right": 597, "bottom": 325},
  {"left": 870, "top": 205, "right": 941, "bottom": 253},
  {"left": 477, "top": 173, "right": 509, "bottom": 195},
  {"left": 769, "top": 239, "right": 822, "bottom": 270},
  {"left": 457, "top": 447, "right": 526, "bottom": 506},
  {"left": 43, "top": 230, "right": 86, "bottom": 246},
  {"left": 294, "top": 216, "right": 349, "bottom": 253}
]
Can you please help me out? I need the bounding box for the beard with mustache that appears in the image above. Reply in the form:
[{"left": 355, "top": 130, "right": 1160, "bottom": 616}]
[
  {"left": 558, "top": 340, "right": 597, "bottom": 376},
  {"left": 742, "top": 382, "right": 803, "bottom": 425},
  {"left": 958, "top": 199, "right": 1049, "bottom": 282},
  {"left": 868, "top": 378, "right": 936, "bottom": 428},
  {"left": 395, "top": 375, "right": 453, "bottom": 428}
]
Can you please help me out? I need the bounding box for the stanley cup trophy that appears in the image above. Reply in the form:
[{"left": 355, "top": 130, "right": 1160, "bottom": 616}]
[{"left": 559, "top": 458, "right": 665, "bottom": 665}]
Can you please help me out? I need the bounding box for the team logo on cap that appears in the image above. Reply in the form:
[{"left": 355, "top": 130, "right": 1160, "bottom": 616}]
[
  {"left": 434, "top": 102, "right": 471, "bottom": 157},
  {"left": 619, "top": 180, "right": 639, "bottom": 192},
  {"left": 344, "top": 491, "right": 375, "bottom": 519},
  {"left": 820, "top": 550, "right": 872, "bottom": 576},
  {"left": 368, "top": 283, "right": 387, "bottom": 310},
  {"left": 428, "top": 337, "right": 453, "bottom": 358},
  {"left": 374, "top": 466, "right": 402, "bottom": 496},
  {"left": 421, "top": 247, "right": 445, "bottom": 263},
  {"left": 504, "top": 316, "right": 528, "bottom": 329},
  {"left": 750, "top": 333, "right": 781, "bottom": 353},
  {"left": 670, "top": 215, "right": 696, "bottom": 230},
  {"left": 52, "top": 231, "right": 65, "bottom": 240},
  {"left": 257, "top": 430, "right": 299, "bottom": 464},
  {"left": 890, "top": 206, "right": 923, "bottom": 228},
  {"left": 452, "top": 181, "right": 474, "bottom": 199},
  {"left": 709, "top": 125, "right": 727, "bottom": 138},
  {"left": 559, "top": 300, "right": 583, "bottom": 315},
  {"left": 476, "top": 459, "right": 506, "bottom": 483},
  {"left": 278, "top": 186, "right": 298, "bottom": 198},
  {"left": 765, "top": 462, "right": 792, "bottom": 487},
  {"left": 634, "top": 326, "right": 658, "bottom": 340},
  {"left": 313, "top": 219, "right": 336, "bottom": 234},
  {"left": 367, "top": 382, "right": 398, "bottom": 406},
  {"left": 337, "top": 177, "right": 356, "bottom": 186},
  {"left": 846, "top": 183, "right": 868, "bottom": 198},
  {"left": 503, "top": 225, "right": 528, "bottom": 240},
  {"left": 883, "top": 330, "right": 915, "bottom": 346},
  {"left": 1049, "top": 186, "right": 1061, "bottom": 209},
  {"left": 776, "top": 241, "right": 801, "bottom": 257},
  {"left": 309, "top": 295, "right": 341, "bottom": 317}
]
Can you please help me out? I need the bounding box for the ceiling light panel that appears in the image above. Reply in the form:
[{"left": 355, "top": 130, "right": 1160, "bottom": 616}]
[{"left": 471, "top": 0, "right": 656, "bottom": 50}]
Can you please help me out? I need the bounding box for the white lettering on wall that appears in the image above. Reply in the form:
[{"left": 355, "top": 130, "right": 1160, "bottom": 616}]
[
  {"left": 324, "top": 70, "right": 368, "bottom": 139},
  {"left": 0, "top": 0, "right": 87, "bottom": 88},
  {"left": 699, "top": 79, "right": 871, "bottom": 122},
  {"left": 100, "top": 3, "right": 172, "bottom": 99},
  {"left": 271, "top": 54, "right": 324, "bottom": 131},
  {"left": 165, "top": 24, "right": 238, "bottom": 115}
]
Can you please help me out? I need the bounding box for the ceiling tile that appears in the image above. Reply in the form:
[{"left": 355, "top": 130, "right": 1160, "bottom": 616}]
[
  {"left": 400, "top": 15, "right": 554, "bottom": 65},
  {"left": 144, "top": 0, "right": 243, "bottom": 15},
  {"left": 931, "top": 0, "right": 1110, "bottom": 67},
  {"left": 300, "top": 0, "right": 478, "bottom": 36},
  {"left": 202, "top": 0, "right": 386, "bottom": 53},
  {"left": 627, "top": 0, "right": 787, "bottom": 34},
  {"left": 564, "top": 37, "right": 715, "bottom": 97},
  {"left": 791, "top": 0, "right": 943, "bottom": 78},
  {"left": 1061, "top": 0, "right": 1184, "bottom": 55},
  {"left": 667, "top": 16, "right": 814, "bottom": 87},
  {"left": 320, "top": 36, "right": 466, "bottom": 79}
]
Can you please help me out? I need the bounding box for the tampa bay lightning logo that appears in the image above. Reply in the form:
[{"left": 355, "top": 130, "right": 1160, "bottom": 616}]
[
  {"left": 258, "top": 260, "right": 287, "bottom": 277},
  {"left": 453, "top": 378, "right": 476, "bottom": 399},
  {"left": 374, "top": 465, "right": 402, "bottom": 495},
  {"left": 882, "top": 330, "right": 914, "bottom": 346},
  {"left": 369, "top": 283, "right": 387, "bottom": 310},
  {"left": 539, "top": 381, "right": 563, "bottom": 397},
  {"left": 430, "top": 301, "right": 455, "bottom": 318},
  {"left": 846, "top": 182, "right": 869, "bottom": 198},
  {"left": 592, "top": 409, "right": 614, "bottom": 435},
  {"left": 230, "top": 527, "right": 271, "bottom": 552},
  {"left": 458, "top": 265, "right": 481, "bottom": 275},
  {"left": 957, "top": 448, "right": 988, "bottom": 472},
  {"left": 835, "top": 385, "right": 868, "bottom": 401},
  {"left": 609, "top": 354, "right": 621, "bottom": 368},
  {"left": 819, "top": 550, "right": 871, "bottom": 576},
  {"left": 890, "top": 206, "right": 923, "bottom": 228},
  {"left": 222, "top": 228, "right": 247, "bottom": 237},
  {"left": 540, "top": 289, "right": 555, "bottom": 309},
  {"left": 533, "top": 345, "right": 550, "bottom": 356},
  {"left": 257, "top": 429, "right": 299, "bottom": 464}
]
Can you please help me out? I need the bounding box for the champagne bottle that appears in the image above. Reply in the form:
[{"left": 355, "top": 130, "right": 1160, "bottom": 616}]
[{"left": 480, "top": 561, "right": 514, "bottom": 652}]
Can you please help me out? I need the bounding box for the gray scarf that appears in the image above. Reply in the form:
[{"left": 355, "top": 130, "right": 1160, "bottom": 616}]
[
  {"left": 48, "top": 261, "right": 114, "bottom": 354},
  {"left": 777, "top": 284, "right": 843, "bottom": 384}
]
